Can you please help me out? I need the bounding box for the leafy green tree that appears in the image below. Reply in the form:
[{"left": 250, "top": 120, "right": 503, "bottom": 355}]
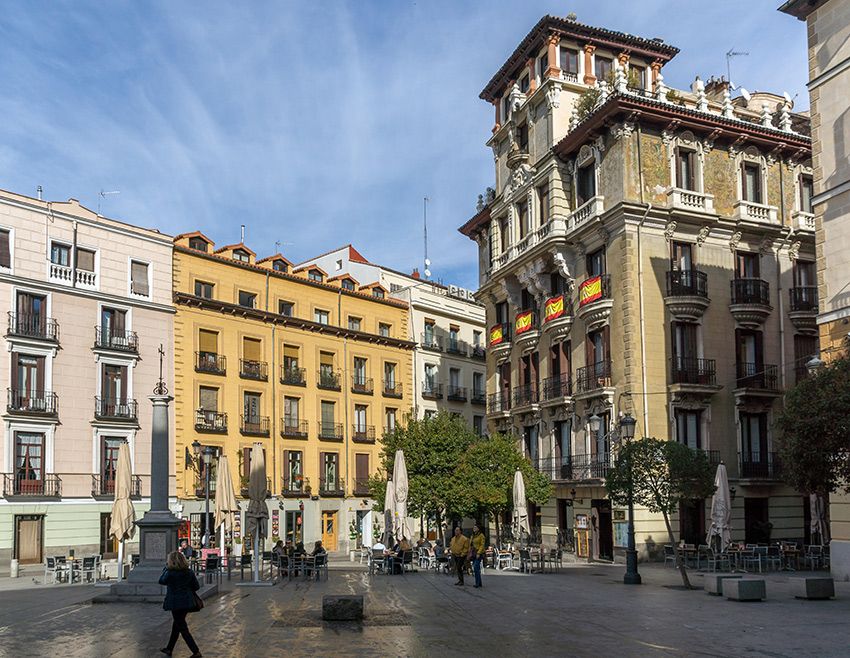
[
  {"left": 606, "top": 437, "right": 715, "bottom": 589},
  {"left": 776, "top": 356, "right": 850, "bottom": 496}
]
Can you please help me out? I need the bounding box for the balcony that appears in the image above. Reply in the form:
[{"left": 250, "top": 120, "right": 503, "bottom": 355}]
[
  {"left": 489, "top": 322, "right": 512, "bottom": 363},
  {"left": 3, "top": 473, "right": 62, "bottom": 497},
  {"left": 471, "top": 389, "right": 486, "bottom": 406},
  {"left": 281, "top": 419, "right": 308, "bottom": 439},
  {"left": 670, "top": 357, "right": 718, "bottom": 386},
  {"left": 422, "top": 382, "right": 443, "bottom": 400},
  {"left": 536, "top": 457, "right": 574, "bottom": 481},
  {"left": 7, "top": 312, "right": 59, "bottom": 342},
  {"left": 470, "top": 345, "right": 486, "bottom": 360},
  {"left": 542, "top": 373, "right": 572, "bottom": 404},
  {"left": 793, "top": 209, "right": 815, "bottom": 232},
  {"left": 564, "top": 454, "right": 611, "bottom": 481},
  {"left": 541, "top": 295, "right": 572, "bottom": 342},
  {"left": 735, "top": 362, "right": 780, "bottom": 393},
  {"left": 789, "top": 286, "right": 818, "bottom": 333},
  {"left": 739, "top": 452, "right": 782, "bottom": 479},
  {"left": 575, "top": 361, "right": 612, "bottom": 396},
  {"left": 352, "top": 425, "right": 376, "bottom": 443},
  {"left": 240, "top": 415, "right": 270, "bottom": 436},
  {"left": 694, "top": 448, "right": 722, "bottom": 467},
  {"left": 7, "top": 389, "right": 58, "bottom": 416},
  {"left": 49, "top": 262, "right": 97, "bottom": 289},
  {"left": 446, "top": 339, "right": 468, "bottom": 356},
  {"left": 95, "top": 397, "right": 138, "bottom": 422},
  {"left": 421, "top": 332, "right": 443, "bottom": 352},
  {"left": 514, "top": 309, "right": 540, "bottom": 353},
  {"left": 729, "top": 278, "right": 771, "bottom": 327},
  {"left": 195, "top": 351, "right": 226, "bottom": 375},
  {"left": 318, "top": 422, "right": 344, "bottom": 441},
  {"left": 447, "top": 385, "right": 467, "bottom": 402},
  {"left": 667, "top": 187, "right": 715, "bottom": 214},
  {"left": 94, "top": 327, "right": 139, "bottom": 353},
  {"left": 571, "top": 195, "right": 605, "bottom": 229},
  {"left": 351, "top": 376, "right": 374, "bottom": 395},
  {"left": 665, "top": 270, "right": 710, "bottom": 321},
  {"left": 317, "top": 369, "right": 341, "bottom": 391},
  {"left": 382, "top": 381, "right": 403, "bottom": 398},
  {"left": 486, "top": 391, "right": 511, "bottom": 417},
  {"left": 239, "top": 477, "right": 271, "bottom": 498},
  {"left": 733, "top": 200, "right": 779, "bottom": 224},
  {"left": 576, "top": 274, "right": 613, "bottom": 330},
  {"left": 353, "top": 477, "right": 371, "bottom": 496},
  {"left": 280, "top": 476, "right": 306, "bottom": 497},
  {"left": 240, "top": 359, "right": 268, "bottom": 381},
  {"left": 319, "top": 476, "right": 345, "bottom": 497},
  {"left": 194, "top": 409, "right": 228, "bottom": 433},
  {"left": 194, "top": 478, "right": 217, "bottom": 499},
  {"left": 92, "top": 474, "right": 141, "bottom": 498},
  {"left": 280, "top": 366, "right": 306, "bottom": 387},
  {"left": 513, "top": 383, "right": 538, "bottom": 409}
]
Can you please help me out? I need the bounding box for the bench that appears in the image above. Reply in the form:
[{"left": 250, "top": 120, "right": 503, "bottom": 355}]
[
  {"left": 704, "top": 573, "right": 742, "bottom": 595},
  {"left": 792, "top": 577, "right": 835, "bottom": 600},
  {"left": 723, "top": 578, "right": 766, "bottom": 602},
  {"left": 322, "top": 594, "right": 364, "bottom": 621}
]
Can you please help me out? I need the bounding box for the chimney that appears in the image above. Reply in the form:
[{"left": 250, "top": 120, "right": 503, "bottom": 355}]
[
  {"left": 704, "top": 76, "right": 730, "bottom": 102},
  {"left": 411, "top": 268, "right": 420, "bottom": 279}
]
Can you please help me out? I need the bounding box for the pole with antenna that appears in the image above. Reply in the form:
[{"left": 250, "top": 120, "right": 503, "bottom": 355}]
[
  {"left": 423, "top": 196, "right": 431, "bottom": 279},
  {"left": 725, "top": 49, "right": 749, "bottom": 89},
  {"left": 98, "top": 189, "right": 120, "bottom": 214}
]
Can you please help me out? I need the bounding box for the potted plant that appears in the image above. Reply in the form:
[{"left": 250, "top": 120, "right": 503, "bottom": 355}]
[{"left": 303, "top": 476, "right": 312, "bottom": 495}]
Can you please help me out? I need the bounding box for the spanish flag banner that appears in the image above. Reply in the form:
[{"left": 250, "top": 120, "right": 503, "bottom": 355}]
[
  {"left": 579, "top": 276, "right": 602, "bottom": 307},
  {"left": 489, "top": 324, "right": 504, "bottom": 346},
  {"left": 515, "top": 310, "right": 534, "bottom": 334},
  {"left": 544, "top": 295, "right": 565, "bottom": 322}
]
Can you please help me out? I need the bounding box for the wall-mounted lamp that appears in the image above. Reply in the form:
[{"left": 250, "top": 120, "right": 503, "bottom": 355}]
[{"left": 730, "top": 486, "right": 737, "bottom": 501}]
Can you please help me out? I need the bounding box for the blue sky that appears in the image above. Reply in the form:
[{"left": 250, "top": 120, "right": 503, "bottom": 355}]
[{"left": 0, "top": 1, "right": 808, "bottom": 289}]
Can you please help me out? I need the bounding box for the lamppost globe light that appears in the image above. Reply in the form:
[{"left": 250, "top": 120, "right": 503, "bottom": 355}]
[
  {"left": 806, "top": 355, "right": 824, "bottom": 374},
  {"left": 202, "top": 445, "right": 214, "bottom": 465},
  {"left": 619, "top": 413, "right": 637, "bottom": 440},
  {"left": 589, "top": 413, "right": 601, "bottom": 434},
  {"left": 191, "top": 439, "right": 201, "bottom": 457}
]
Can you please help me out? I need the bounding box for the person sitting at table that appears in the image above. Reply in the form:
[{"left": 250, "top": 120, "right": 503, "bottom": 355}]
[
  {"left": 417, "top": 535, "right": 432, "bottom": 549},
  {"left": 179, "top": 539, "right": 195, "bottom": 560},
  {"left": 311, "top": 540, "right": 327, "bottom": 557},
  {"left": 398, "top": 537, "right": 411, "bottom": 553},
  {"left": 284, "top": 539, "right": 294, "bottom": 557},
  {"left": 294, "top": 541, "right": 306, "bottom": 556},
  {"left": 272, "top": 540, "right": 285, "bottom": 558}
]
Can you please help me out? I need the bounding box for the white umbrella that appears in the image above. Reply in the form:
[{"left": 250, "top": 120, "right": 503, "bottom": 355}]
[
  {"left": 109, "top": 442, "right": 136, "bottom": 581},
  {"left": 392, "top": 450, "right": 412, "bottom": 541},
  {"left": 214, "top": 455, "right": 238, "bottom": 550},
  {"left": 706, "top": 463, "right": 732, "bottom": 552},
  {"left": 384, "top": 479, "right": 395, "bottom": 545},
  {"left": 810, "top": 494, "right": 829, "bottom": 544},
  {"left": 244, "top": 444, "right": 268, "bottom": 582},
  {"left": 512, "top": 469, "right": 529, "bottom": 542}
]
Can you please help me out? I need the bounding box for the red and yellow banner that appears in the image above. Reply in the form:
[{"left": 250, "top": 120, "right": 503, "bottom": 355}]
[
  {"left": 489, "top": 324, "right": 504, "bottom": 346},
  {"left": 544, "top": 295, "right": 565, "bottom": 322},
  {"left": 579, "top": 276, "right": 603, "bottom": 307},
  {"left": 515, "top": 310, "right": 534, "bottom": 334}
]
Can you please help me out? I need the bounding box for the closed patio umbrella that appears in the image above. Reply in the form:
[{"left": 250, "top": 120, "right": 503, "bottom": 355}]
[
  {"left": 109, "top": 442, "right": 136, "bottom": 581},
  {"left": 214, "top": 455, "right": 238, "bottom": 550},
  {"left": 512, "top": 469, "right": 529, "bottom": 542},
  {"left": 810, "top": 493, "right": 829, "bottom": 544},
  {"left": 706, "top": 463, "right": 732, "bottom": 552},
  {"left": 392, "top": 450, "right": 412, "bottom": 541},
  {"left": 244, "top": 443, "right": 268, "bottom": 582},
  {"left": 384, "top": 478, "right": 395, "bottom": 546}
]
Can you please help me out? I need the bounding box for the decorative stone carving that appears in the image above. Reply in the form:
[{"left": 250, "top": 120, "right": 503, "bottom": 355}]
[
  {"left": 569, "top": 105, "right": 579, "bottom": 131},
  {"left": 703, "top": 128, "right": 723, "bottom": 154},
  {"left": 610, "top": 121, "right": 635, "bottom": 140},
  {"left": 759, "top": 236, "right": 774, "bottom": 255},
  {"left": 760, "top": 103, "right": 773, "bottom": 128},
  {"left": 721, "top": 87, "right": 735, "bottom": 119},
  {"left": 779, "top": 102, "right": 794, "bottom": 133},
  {"left": 655, "top": 72, "right": 668, "bottom": 100},
  {"left": 729, "top": 135, "right": 747, "bottom": 158},
  {"left": 729, "top": 231, "right": 742, "bottom": 253},
  {"left": 508, "top": 82, "right": 526, "bottom": 113},
  {"left": 501, "top": 279, "right": 522, "bottom": 309},
  {"left": 546, "top": 81, "right": 562, "bottom": 109},
  {"left": 613, "top": 60, "right": 628, "bottom": 93},
  {"left": 788, "top": 240, "right": 801, "bottom": 261},
  {"left": 594, "top": 135, "right": 606, "bottom": 153},
  {"left": 664, "top": 220, "right": 678, "bottom": 242},
  {"left": 552, "top": 252, "right": 575, "bottom": 291},
  {"left": 693, "top": 76, "right": 708, "bottom": 112},
  {"left": 697, "top": 225, "right": 711, "bottom": 246}
]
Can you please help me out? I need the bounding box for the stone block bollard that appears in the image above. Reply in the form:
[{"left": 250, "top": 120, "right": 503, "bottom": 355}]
[{"left": 322, "top": 594, "right": 364, "bottom": 621}]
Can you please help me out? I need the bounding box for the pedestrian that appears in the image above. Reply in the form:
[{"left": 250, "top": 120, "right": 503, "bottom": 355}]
[
  {"left": 471, "top": 524, "right": 485, "bottom": 588},
  {"left": 159, "top": 550, "right": 202, "bottom": 658},
  {"left": 449, "top": 526, "right": 470, "bottom": 586}
]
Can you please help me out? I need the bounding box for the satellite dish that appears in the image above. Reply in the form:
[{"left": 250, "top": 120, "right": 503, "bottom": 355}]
[
  {"left": 424, "top": 258, "right": 431, "bottom": 267},
  {"left": 783, "top": 91, "right": 792, "bottom": 103},
  {"left": 424, "top": 269, "right": 431, "bottom": 278},
  {"left": 739, "top": 88, "right": 751, "bottom": 102}
]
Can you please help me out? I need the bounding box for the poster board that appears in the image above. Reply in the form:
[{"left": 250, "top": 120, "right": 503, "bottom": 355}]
[{"left": 614, "top": 521, "right": 628, "bottom": 548}]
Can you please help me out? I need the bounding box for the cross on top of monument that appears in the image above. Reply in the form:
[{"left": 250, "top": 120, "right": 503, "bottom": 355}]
[{"left": 154, "top": 343, "right": 169, "bottom": 395}]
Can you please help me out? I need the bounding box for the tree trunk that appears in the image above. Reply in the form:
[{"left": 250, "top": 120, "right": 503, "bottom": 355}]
[
  {"left": 661, "top": 508, "right": 692, "bottom": 589},
  {"left": 495, "top": 513, "right": 501, "bottom": 549}
]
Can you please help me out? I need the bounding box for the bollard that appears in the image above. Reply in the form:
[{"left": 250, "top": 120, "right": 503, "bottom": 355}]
[{"left": 10, "top": 559, "right": 19, "bottom": 578}]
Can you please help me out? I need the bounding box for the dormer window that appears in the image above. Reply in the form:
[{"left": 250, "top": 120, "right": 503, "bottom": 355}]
[
  {"left": 272, "top": 259, "right": 287, "bottom": 272},
  {"left": 595, "top": 55, "right": 613, "bottom": 82},
  {"left": 189, "top": 237, "right": 208, "bottom": 252},
  {"left": 560, "top": 47, "right": 579, "bottom": 75},
  {"left": 233, "top": 249, "right": 250, "bottom": 263},
  {"left": 741, "top": 162, "right": 763, "bottom": 204},
  {"left": 519, "top": 75, "right": 529, "bottom": 93},
  {"left": 372, "top": 288, "right": 385, "bottom": 299},
  {"left": 308, "top": 269, "right": 323, "bottom": 283},
  {"left": 341, "top": 279, "right": 355, "bottom": 291}
]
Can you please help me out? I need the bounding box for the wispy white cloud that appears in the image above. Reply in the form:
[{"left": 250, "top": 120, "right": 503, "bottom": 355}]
[{"left": 0, "top": 0, "right": 809, "bottom": 288}]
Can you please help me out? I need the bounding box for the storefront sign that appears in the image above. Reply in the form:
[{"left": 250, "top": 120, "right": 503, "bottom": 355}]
[
  {"left": 489, "top": 324, "right": 504, "bottom": 346},
  {"left": 272, "top": 509, "right": 280, "bottom": 539},
  {"left": 579, "top": 276, "right": 603, "bottom": 307},
  {"left": 544, "top": 295, "right": 565, "bottom": 322},
  {"left": 576, "top": 513, "right": 588, "bottom": 529},
  {"left": 514, "top": 310, "right": 534, "bottom": 334}
]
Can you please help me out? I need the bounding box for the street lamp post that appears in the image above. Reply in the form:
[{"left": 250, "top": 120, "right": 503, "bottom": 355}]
[
  {"left": 191, "top": 440, "right": 215, "bottom": 547},
  {"left": 618, "top": 413, "right": 640, "bottom": 585}
]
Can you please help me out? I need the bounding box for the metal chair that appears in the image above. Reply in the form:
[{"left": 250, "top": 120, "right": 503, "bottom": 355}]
[
  {"left": 44, "top": 557, "right": 62, "bottom": 584},
  {"left": 496, "top": 550, "right": 514, "bottom": 570},
  {"left": 397, "top": 550, "right": 414, "bottom": 574},
  {"left": 705, "top": 548, "right": 730, "bottom": 572},
  {"left": 239, "top": 553, "right": 252, "bottom": 579},
  {"left": 663, "top": 545, "right": 676, "bottom": 568},
  {"left": 803, "top": 545, "right": 823, "bottom": 570},
  {"left": 80, "top": 556, "right": 98, "bottom": 583},
  {"left": 203, "top": 555, "right": 222, "bottom": 584},
  {"left": 312, "top": 553, "right": 329, "bottom": 581},
  {"left": 368, "top": 548, "right": 386, "bottom": 575}
]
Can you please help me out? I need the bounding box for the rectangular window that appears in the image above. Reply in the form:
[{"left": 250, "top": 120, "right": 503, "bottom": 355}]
[
  {"left": 243, "top": 392, "right": 261, "bottom": 423},
  {"left": 348, "top": 316, "right": 362, "bottom": 331},
  {"left": 272, "top": 259, "right": 287, "bottom": 272},
  {"left": 594, "top": 55, "right": 613, "bottom": 81},
  {"left": 101, "top": 437, "right": 125, "bottom": 488},
  {"left": 671, "top": 241, "right": 693, "bottom": 271},
  {"left": 631, "top": 66, "right": 646, "bottom": 90},
  {"left": 283, "top": 345, "right": 300, "bottom": 372},
  {"left": 539, "top": 52, "right": 548, "bottom": 80},
  {"left": 341, "top": 279, "right": 355, "bottom": 291},
  {"left": 308, "top": 269, "right": 323, "bottom": 282},
  {"left": 76, "top": 248, "right": 95, "bottom": 272},
  {"left": 740, "top": 412, "right": 768, "bottom": 460},
  {"left": 0, "top": 228, "right": 10, "bottom": 269},
  {"left": 14, "top": 353, "right": 45, "bottom": 406},
  {"left": 283, "top": 450, "right": 303, "bottom": 493},
  {"left": 320, "top": 401, "right": 336, "bottom": 433},
  {"left": 674, "top": 409, "right": 701, "bottom": 449},
  {"left": 385, "top": 407, "right": 397, "bottom": 432},
  {"left": 279, "top": 300, "right": 294, "bottom": 317},
  {"left": 499, "top": 216, "right": 510, "bottom": 252},
  {"left": 353, "top": 357, "right": 367, "bottom": 385},
  {"left": 473, "top": 330, "right": 482, "bottom": 347},
  {"left": 794, "top": 260, "right": 816, "bottom": 287},
  {"left": 238, "top": 291, "right": 256, "bottom": 308},
  {"left": 15, "top": 432, "right": 44, "bottom": 492},
  {"left": 314, "top": 309, "right": 329, "bottom": 325},
  {"left": 284, "top": 396, "right": 299, "bottom": 424},
  {"left": 243, "top": 337, "right": 262, "bottom": 363},
  {"left": 199, "top": 386, "right": 218, "bottom": 411},
  {"left": 379, "top": 323, "right": 391, "bottom": 337},
  {"left": 519, "top": 75, "right": 529, "bottom": 93},
  {"left": 194, "top": 281, "right": 214, "bottom": 299},
  {"left": 576, "top": 162, "right": 595, "bottom": 206},
  {"left": 354, "top": 404, "right": 367, "bottom": 432},
  {"left": 130, "top": 260, "right": 149, "bottom": 296},
  {"left": 538, "top": 184, "right": 549, "bottom": 224},
  {"left": 101, "top": 363, "right": 128, "bottom": 405},
  {"left": 198, "top": 329, "right": 218, "bottom": 355},
  {"left": 424, "top": 363, "right": 437, "bottom": 392},
  {"left": 517, "top": 123, "right": 528, "bottom": 151},
  {"left": 586, "top": 248, "right": 605, "bottom": 277},
  {"left": 384, "top": 362, "right": 396, "bottom": 386},
  {"left": 517, "top": 201, "right": 529, "bottom": 239},
  {"left": 473, "top": 372, "right": 484, "bottom": 396},
  {"left": 100, "top": 307, "right": 127, "bottom": 342},
  {"left": 372, "top": 288, "right": 385, "bottom": 299},
  {"left": 735, "top": 251, "right": 760, "bottom": 279},
  {"left": 188, "top": 237, "right": 208, "bottom": 252},
  {"left": 800, "top": 174, "right": 814, "bottom": 213},
  {"left": 794, "top": 334, "right": 819, "bottom": 383},
  {"left": 233, "top": 249, "right": 250, "bottom": 263},
  {"left": 675, "top": 149, "right": 696, "bottom": 191},
  {"left": 50, "top": 242, "right": 70, "bottom": 266},
  {"left": 560, "top": 47, "right": 579, "bottom": 74},
  {"left": 742, "top": 162, "right": 763, "bottom": 203},
  {"left": 473, "top": 416, "right": 484, "bottom": 436}
]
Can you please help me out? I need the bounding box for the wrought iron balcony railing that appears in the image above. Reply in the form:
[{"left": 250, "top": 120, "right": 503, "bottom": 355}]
[
  {"left": 3, "top": 473, "right": 62, "bottom": 497},
  {"left": 319, "top": 476, "right": 344, "bottom": 495},
  {"left": 513, "top": 383, "right": 538, "bottom": 406},
  {"left": 731, "top": 278, "right": 770, "bottom": 305},
  {"left": 317, "top": 369, "right": 341, "bottom": 391},
  {"left": 94, "top": 327, "right": 139, "bottom": 353},
  {"left": 382, "top": 380, "right": 403, "bottom": 398},
  {"left": 95, "top": 397, "right": 138, "bottom": 421},
  {"left": 240, "top": 359, "right": 268, "bottom": 381},
  {"left": 7, "top": 389, "right": 58, "bottom": 415},
  {"left": 422, "top": 382, "right": 443, "bottom": 400},
  {"left": 240, "top": 415, "right": 270, "bottom": 436},
  {"left": 7, "top": 312, "right": 59, "bottom": 342},
  {"left": 575, "top": 360, "right": 612, "bottom": 393},
  {"left": 195, "top": 351, "right": 226, "bottom": 374},
  {"left": 280, "top": 476, "right": 305, "bottom": 496},
  {"left": 447, "top": 385, "right": 467, "bottom": 402},
  {"left": 789, "top": 286, "right": 818, "bottom": 312},
  {"left": 91, "top": 474, "right": 141, "bottom": 497},
  {"left": 352, "top": 425, "right": 376, "bottom": 443},
  {"left": 670, "top": 357, "right": 717, "bottom": 386},
  {"left": 543, "top": 373, "right": 572, "bottom": 400},
  {"left": 318, "top": 422, "right": 343, "bottom": 441},
  {"left": 195, "top": 409, "right": 227, "bottom": 433},
  {"left": 421, "top": 332, "right": 443, "bottom": 352},
  {"left": 666, "top": 270, "right": 708, "bottom": 298},
  {"left": 281, "top": 419, "right": 308, "bottom": 439},
  {"left": 353, "top": 477, "right": 370, "bottom": 496},
  {"left": 735, "top": 362, "right": 779, "bottom": 391},
  {"left": 351, "top": 376, "right": 374, "bottom": 395},
  {"left": 280, "top": 366, "right": 306, "bottom": 386},
  {"left": 487, "top": 391, "right": 510, "bottom": 414},
  {"left": 739, "top": 452, "right": 782, "bottom": 478},
  {"left": 470, "top": 389, "right": 486, "bottom": 405}
]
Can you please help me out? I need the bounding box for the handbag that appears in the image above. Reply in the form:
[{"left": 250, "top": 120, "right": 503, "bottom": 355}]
[{"left": 189, "top": 591, "right": 204, "bottom": 613}]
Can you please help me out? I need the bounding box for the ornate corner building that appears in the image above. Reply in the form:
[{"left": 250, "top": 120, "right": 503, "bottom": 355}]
[{"left": 459, "top": 15, "right": 816, "bottom": 559}]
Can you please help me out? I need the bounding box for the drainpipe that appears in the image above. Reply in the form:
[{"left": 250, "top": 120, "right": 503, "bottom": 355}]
[
  {"left": 71, "top": 220, "right": 79, "bottom": 288},
  {"left": 635, "top": 124, "right": 651, "bottom": 436},
  {"left": 776, "top": 162, "right": 793, "bottom": 390}
]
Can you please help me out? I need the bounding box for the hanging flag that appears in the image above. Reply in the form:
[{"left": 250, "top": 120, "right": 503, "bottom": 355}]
[
  {"left": 515, "top": 310, "right": 534, "bottom": 334},
  {"left": 544, "top": 295, "right": 565, "bottom": 322},
  {"left": 579, "top": 276, "right": 603, "bottom": 306},
  {"left": 489, "top": 324, "right": 504, "bottom": 346}
]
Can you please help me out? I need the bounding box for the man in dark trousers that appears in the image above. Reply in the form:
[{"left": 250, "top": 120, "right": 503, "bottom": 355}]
[{"left": 449, "top": 526, "right": 470, "bottom": 586}]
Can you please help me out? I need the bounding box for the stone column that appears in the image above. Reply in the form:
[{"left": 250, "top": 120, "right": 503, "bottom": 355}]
[
  {"left": 546, "top": 34, "right": 561, "bottom": 79},
  {"left": 583, "top": 44, "right": 596, "bottom": 85},
  {"left": 651, "top": 62, "right": 662, "bottom": 92},
  {"left": 527, "top": 58, "right": 538, "bottom": 93}
]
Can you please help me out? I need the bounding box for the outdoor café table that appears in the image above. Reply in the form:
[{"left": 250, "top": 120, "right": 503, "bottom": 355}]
[{"left": 781, "top": 547, "right": 800, "bottom": 571}]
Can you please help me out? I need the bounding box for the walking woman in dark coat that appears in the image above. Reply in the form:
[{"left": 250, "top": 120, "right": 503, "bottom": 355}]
[{"left": 159, "top": 550, "right": 202, "bottom": 657}]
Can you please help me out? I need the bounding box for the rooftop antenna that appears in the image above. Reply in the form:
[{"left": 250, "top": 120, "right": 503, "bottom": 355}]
[
  {"left": 423, "top": 196, "right": 431, "bottom": 279},
  {"left": 240, "top": 224, "right": 245, "bottom": 243},
  {"left": 725, "top": 49, "right": 749, "bottom": 90},
  {"left": 37, "top": 185, "right": 43, "bottom": 201},
  {"left": 97, "top": 189, "right": 120, "bottom": 214},
  {"left": 274, "top": 240, "right": 295, "bottom": 252}
]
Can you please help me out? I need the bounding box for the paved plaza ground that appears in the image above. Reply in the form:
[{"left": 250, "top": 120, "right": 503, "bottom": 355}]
[{"left": 0, "top": 562, "right": 848, "bottom": 657}]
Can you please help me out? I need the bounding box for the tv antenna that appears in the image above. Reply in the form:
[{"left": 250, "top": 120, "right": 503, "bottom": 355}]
[
  {"left": 726, "top": 49, "right": 749, "bottom": 89},
  {"left": 98, "top": 189, "right": 120, "bottom": 214},
  {"left": 423, "top": 196, "right": 431, "bottom": 278},
  {"left": 274, "top": 240, "right": 295, "bottom": 252}
]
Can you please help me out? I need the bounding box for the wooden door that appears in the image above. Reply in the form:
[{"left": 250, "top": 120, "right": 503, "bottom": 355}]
[
  {"left": 15, "top": 515, "right": 43, "bottom": 564},
  {"left": 321, "top": 511, "right": 338, "bottom": 551}
]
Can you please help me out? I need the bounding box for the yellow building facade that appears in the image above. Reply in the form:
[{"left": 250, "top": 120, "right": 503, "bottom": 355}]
[{"left": 173, "top": 232, "right": 413, "bottom": 552}]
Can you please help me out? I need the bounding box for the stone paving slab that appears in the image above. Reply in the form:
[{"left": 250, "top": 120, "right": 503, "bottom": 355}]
[{"left": 0, "top": 563, "right": 848, "bottom": 657}]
